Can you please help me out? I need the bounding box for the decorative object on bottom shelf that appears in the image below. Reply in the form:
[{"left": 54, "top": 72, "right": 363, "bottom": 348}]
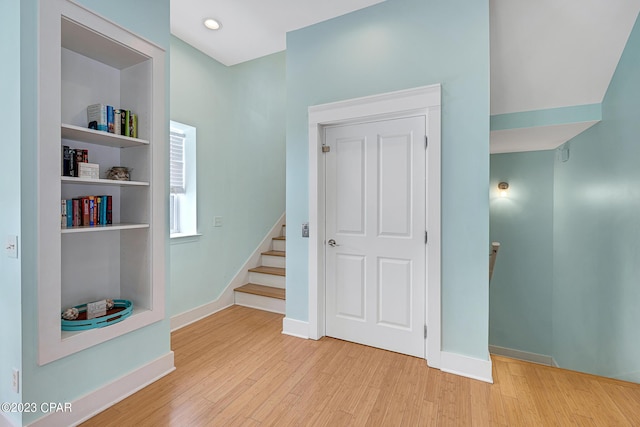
[
  {"left": 60, "top": 299, "right": 133, "bottom": 331},
  {"left": 105, "top": 166, "right": 131, "bottom": 181}
]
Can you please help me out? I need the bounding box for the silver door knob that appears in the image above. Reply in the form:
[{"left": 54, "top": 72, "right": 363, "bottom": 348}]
[{"left": 328, "top": 239, "right": 340, "bottom": 247}]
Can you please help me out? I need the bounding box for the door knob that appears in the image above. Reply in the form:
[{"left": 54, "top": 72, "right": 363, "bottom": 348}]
[{"left": 328, "top": 239, "right": 340, "bottom": 247}]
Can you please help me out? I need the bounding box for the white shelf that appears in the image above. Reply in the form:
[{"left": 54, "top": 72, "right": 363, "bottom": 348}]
[
  {"left": 61, "top": 223, "right": 149, "bottom": 234},
  {"left": 61, "top": 123, "right": 149, "bottom": 148},
  {"left": 61, "top": 176, "right": 149, "bottom": 186}
]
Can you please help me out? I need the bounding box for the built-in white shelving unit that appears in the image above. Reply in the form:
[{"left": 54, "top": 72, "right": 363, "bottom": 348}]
[{"left": 37, "top": 0, "right": 166, "bottom": 364}]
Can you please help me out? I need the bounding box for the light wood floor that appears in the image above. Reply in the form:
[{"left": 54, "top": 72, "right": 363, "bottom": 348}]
[{"left": 82, "top": 306, "right": 640, "bottom": 426}]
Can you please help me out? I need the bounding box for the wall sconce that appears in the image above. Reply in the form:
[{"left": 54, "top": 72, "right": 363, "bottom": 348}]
[{"left": 498, "top": 182, "right": 509, "bottom": 197}]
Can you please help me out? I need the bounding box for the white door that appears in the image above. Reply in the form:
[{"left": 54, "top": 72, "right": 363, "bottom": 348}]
[{"left": 325, "top": 115, "right": 426, "bottom": 358}]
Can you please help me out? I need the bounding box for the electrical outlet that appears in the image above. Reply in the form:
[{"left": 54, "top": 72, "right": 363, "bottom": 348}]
[{"left": 12, "top": 368, "right": 19, "bottom": 393}]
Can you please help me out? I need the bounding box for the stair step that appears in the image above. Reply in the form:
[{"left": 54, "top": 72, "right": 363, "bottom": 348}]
[
  {"left": 262, "top": 250, "right": 285, "bottom": 257},
  {"left": 272, "top": 237, "right": 286, "bottom": 252},
  {"left": 248, "top": 266, "right": 285, "bottom": 276},
  {"left": 262, "top": 251, "right": 286, "bottom": 268},
  {"left": 235, "top": 283, "right": 285, "bottom": 300}
]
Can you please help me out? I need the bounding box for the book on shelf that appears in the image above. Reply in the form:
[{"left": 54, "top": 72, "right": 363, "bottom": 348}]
[
  {"left": 107, "top": 105, "right": 114, "bottom": 133},
  {"left": 122, "top": 110, "right": 130, "bottom": 137},
  {"left": 63, "top": 195, "right": 113, "bottom": 228},
  {"left": 114, "top": 109, "right": 122, "bottom": 135},
  {"left": 61, "top": 200, "right": 67, "bottom": 227},
  {"left": 62, "top": 146, "right": 71, "bottom": 176},
  {"left": 129, "top": 113, "right": 138, "bottom": 138},
  {"left": 87, "top": 103, "right": 107, "bottom": 132}
]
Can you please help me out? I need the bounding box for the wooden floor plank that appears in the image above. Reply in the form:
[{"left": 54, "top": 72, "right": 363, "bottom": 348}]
[{"left": 80, "top": 306, "right": 640, "bottom": 426}]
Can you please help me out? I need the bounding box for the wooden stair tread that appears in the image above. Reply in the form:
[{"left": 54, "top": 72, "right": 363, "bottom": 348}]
[
  {"left": 235, "top": 284, "right": 285, "bottom": 300},
  {"left": 248, "top": 266, "right": 285, "bottom": 276},
  {"left": 262, "top": 250, "right": 285, "bottom": 257},
  {"left": 273, "top": 236, "right": 286, "bottom": 241}
]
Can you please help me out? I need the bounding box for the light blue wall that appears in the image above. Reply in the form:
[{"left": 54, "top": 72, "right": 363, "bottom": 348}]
[
  {"left": 552, "top": 12, "right": 640, "bottom": 382},
  {"left": 286, "top": 0, "right": 491, "bottom": 358},
  {"left": 1, "top": 2, "right": 24, "bottom": 425},
  {"left": 490, "top": 151, "right": 554, "bottom": 356},
  {"left": 169, "top": 36, "right": 286, "bottom": 316},
  {"left": 18, "top": 1, "right": 171, "bottom": 423}
]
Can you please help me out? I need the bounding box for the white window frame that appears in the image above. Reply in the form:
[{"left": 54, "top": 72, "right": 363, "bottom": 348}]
[{"left": 170, "top": 120, "right": 198, "bottom": 238}]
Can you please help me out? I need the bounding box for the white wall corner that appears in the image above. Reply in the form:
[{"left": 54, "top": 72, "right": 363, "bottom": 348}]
[
  {"left": 170, "top": 212, "right": 286, "bottom": 331},
  {"left": 26, "top": 352, "right": 175, "bottom": 427},
  {"left": 440, "top": 351, "right": 493, "bottom": 384},
  {"left": 489, "top": 345, "right": 555, "bottom": 367},
  {"left": 282, "top": 317, "right": 309, "bottom": 339}
]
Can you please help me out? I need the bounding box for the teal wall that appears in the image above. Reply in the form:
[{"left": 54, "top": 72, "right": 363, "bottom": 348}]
[
  {"left": 169, "top": 36, "right": 286, "bottom": 316},
  {"left": 1, "top": 2, "right": 24, "bottom": 425},
  {"left": 490, "top": 151, "right": 554, "bottom": 356},
  {"left": 286, "top": 0, "right": 491, "bottom": 359},
  {"left": 490, "top": 13, "right": 640, "bottom": 383},
  {"left": 18, "top": 1, "right": 172, "bottom": 424},
  {"left": 552, "top": 12, "right": 640, "bottom": 382}
]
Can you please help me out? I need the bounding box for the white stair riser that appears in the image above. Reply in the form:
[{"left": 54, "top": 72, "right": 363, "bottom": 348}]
[
  {"left": 272, "top": 240, "right": 286, "bottom": 252},
  {"left": 262, "top": 255, "right": 285, "bottom": 268},
  {"left": 282, "top": 225, "right": 286, "bottom": 237},
  {"left": 235, "top": 292, "right": 285, "bottom": 314},
  {"left": 249, "top": 272, "right": 285, "bottom": 288}
]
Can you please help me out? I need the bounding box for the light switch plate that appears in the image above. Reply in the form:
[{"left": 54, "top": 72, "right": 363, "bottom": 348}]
[
  {"left": 214, "top": 216, "right": 223, "bottom": 227},
  {"left": 302, "top": 223, "right": 309, "bottom": 238},
  {"left": 5, "top": 235, "right": 17, "bottom": 258}
]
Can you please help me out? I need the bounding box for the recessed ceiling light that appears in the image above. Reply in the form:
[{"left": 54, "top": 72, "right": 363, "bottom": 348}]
[{"left": 204, "top": 18, "right": 221, "bottom": 30}]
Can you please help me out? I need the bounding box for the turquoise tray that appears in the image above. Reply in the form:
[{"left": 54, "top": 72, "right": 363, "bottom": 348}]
[{"left": 61, "top": 299, "right": 133, "bottom": 331}]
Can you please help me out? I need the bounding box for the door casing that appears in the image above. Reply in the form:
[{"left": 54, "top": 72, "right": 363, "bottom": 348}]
[{"left": 307, "top": 85, "right": 442, "bottom": 368}]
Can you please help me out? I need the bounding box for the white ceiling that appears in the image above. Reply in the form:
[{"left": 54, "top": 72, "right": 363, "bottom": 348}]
[
  {"left": 170, "top": 0, "right": 640, "bottom": 153},
  {"left": 170, "top": 0, "right": 385, "bottom": 67}
]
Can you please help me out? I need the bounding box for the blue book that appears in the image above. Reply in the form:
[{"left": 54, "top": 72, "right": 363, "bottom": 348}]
[
  {"left": 66, "top": 199, "right": 73, "bottom": 227},
  {"left": 107, "top": 105, "right": 114, "bottom": 133},
  {"left": 102, "top": 196, "right": 108, "bottom": 225}
]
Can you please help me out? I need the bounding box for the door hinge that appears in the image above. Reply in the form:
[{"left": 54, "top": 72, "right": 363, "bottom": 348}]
[
  {"left": 425, "top": 135, "right": 428, "bottom": 149},
  {"left": 424, "top": 325, "right": 428, "bottom": 339},
  {"left": 322, "top": 145, "right": 331, "bottom": 153},
  {"left": 425, "top": 231, "right": 428, "bottom": 244}
]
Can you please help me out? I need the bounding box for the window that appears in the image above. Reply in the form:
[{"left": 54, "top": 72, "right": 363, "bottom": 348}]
[{"left": 170, "top": 120, "right": 197, "bottom": 237}]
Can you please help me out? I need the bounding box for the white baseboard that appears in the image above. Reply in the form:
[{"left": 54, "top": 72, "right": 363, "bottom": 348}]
[
  {"left": 282, "top": 317, "right": 309, "bottom": 339},
  {"left": 170, "top": 212, "right": 286, "bottom": 332},
  {"left": 440, "top": 351, "right": 493, "bottom": 383},
  {"left": 27, "top": 352, "right": 175, "bottom": 427},
  {"left": 489, "top": 345, "right": 555, "bottom": 367},
  {"left": 0, "top": 412, "right": 18, "bottom": 427}
]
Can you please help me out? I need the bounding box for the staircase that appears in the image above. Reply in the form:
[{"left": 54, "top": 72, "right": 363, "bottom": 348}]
[{"left": 234, "top": 224, "right": 286, "bottom": 314}]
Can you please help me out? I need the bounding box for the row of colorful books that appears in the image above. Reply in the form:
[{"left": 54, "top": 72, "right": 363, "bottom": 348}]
[
  {"left": 87, "top": 104, "right": 138, "bottom": 138},
  {"left": 62, "top": 146, "right": 89, "bottom": 177},
  {"left": 61, "top": 196, "right": 113, "bottom": 228}
]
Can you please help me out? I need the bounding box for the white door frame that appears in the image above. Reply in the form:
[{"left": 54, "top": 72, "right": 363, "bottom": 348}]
[{"left": 307, "top": 85, "right": 442, "bottom": 368}]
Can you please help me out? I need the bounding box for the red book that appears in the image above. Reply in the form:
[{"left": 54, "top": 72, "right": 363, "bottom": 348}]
[
  {"left": 106, "top": 195, "right": 113, "bottom": 224},
  {"left": 72, "top": 199, "right": 81, "bottom": 226},
  {"left": 82, "top": 198, "right": 90, "bottom": 226}
]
